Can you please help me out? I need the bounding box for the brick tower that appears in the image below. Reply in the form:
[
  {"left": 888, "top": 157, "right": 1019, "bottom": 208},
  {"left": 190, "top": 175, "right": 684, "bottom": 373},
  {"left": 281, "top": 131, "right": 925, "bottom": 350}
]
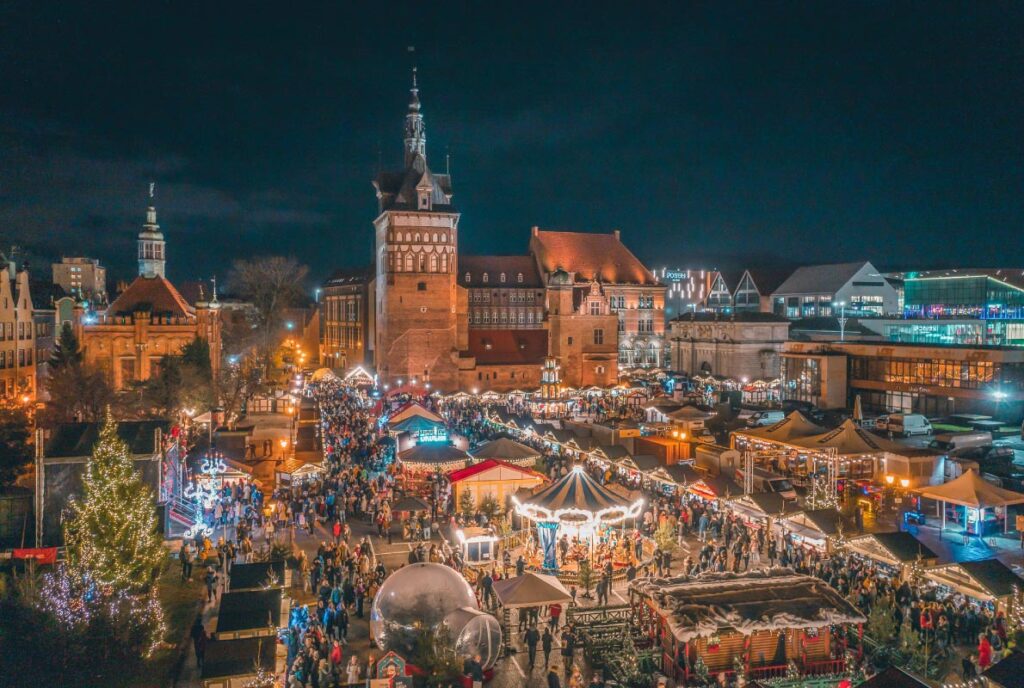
[{"left": 372, "top": 69, "right": 465, "bottom": 391}]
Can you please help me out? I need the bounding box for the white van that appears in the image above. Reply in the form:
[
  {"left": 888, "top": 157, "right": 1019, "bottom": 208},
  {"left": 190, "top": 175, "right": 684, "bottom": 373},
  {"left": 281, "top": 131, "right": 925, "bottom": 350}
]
[
  {"left": 886, "top": 413, "right": 933, "bottom": 436},
  {"left": 735, "top": 467, "right": 798, "bottom": 500},
  {"left": 928, "top": 431, "right": 993, "bottom": 453},
  {"left": 746, "top": 410, "right": 785, "bottom": 428}
]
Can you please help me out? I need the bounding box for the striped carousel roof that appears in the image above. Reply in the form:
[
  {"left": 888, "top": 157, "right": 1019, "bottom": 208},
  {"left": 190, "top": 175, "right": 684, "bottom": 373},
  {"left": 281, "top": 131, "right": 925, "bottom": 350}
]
[{"left": 521, "top": 466, "right": 629, "bottom": 513}]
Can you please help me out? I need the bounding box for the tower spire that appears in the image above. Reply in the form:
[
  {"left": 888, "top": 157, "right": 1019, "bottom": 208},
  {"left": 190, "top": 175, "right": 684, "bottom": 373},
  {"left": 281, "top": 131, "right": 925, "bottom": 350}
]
[
  {"left": 138, "top": 182, "right": 166, "bottom": 279},
  {"left": 403, "top": 63, "right": 425, "bottom": 167}
]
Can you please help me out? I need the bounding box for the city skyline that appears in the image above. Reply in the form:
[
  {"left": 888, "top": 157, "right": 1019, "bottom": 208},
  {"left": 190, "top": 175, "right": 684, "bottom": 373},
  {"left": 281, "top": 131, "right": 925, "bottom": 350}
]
[{"left": 2, "top": 3, "right": 1023, "bottom": 285}]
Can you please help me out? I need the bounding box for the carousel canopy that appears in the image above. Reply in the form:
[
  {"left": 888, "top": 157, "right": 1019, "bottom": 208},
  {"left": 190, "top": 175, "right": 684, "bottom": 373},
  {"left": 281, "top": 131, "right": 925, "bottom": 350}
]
[
  {"left": 915, "top": 470, "right": 1024, "bottom": 509},
  {"left": 390, "top": 414, "right": 444, "bottom": 434},
  {"left": 630, "top": 568, "right": 865, "bottom": 642},
  {"left": 492, "top": 572, "right": 573, "bottom": 609},
  {"left": 846, "top": 531, "right": 938, "bottom": 566},
  {"left": 469, "top": 437, "right": 541, "bottom": 464},
  {"left": 516, "top": 465, "right": 642, "bottom": 524},
  {"left": 790, "top": 419, "right": 906, "bottom": 456},
  {"left": 396, "top": 444, "right": 470, "bottom": 469},
  {"left": 734, "top": 410, "right": 825, "bottom": 443}
]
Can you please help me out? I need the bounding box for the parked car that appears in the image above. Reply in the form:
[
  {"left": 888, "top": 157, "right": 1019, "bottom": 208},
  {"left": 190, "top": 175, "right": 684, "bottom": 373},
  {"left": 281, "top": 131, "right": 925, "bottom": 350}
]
[{"left": 886, "top": 413, "right": 933, "bottom": 436}]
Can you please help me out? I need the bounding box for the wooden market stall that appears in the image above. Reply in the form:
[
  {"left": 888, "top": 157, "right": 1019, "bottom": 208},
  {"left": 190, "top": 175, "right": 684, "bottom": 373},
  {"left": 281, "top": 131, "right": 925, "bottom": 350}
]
[
  {"left": 448, "top": 459, "right": 547, "bottom": 509},
  {"left": 780, "top": 508, "right": 844, "bottom": 551},
  {"left": 213, "top": 588, "right": 287, "bottom": 640},
  {"left": 630, "top": 569, "right": 865, "bottom": 683},
  {"left": 201, "top": 636, "right": 283, "bottom": 688},
  {"left": 924, "top": 558, "right": 1024, "bottom": 613},
  {"left": 845, "top": 532, "right": 938, "bottom": 580},
  {"left": 468, "top": 437, "right": 542, "bottom": 468},
  {"left": 227, "top": 559, "right": 290, "bottom": 592}
]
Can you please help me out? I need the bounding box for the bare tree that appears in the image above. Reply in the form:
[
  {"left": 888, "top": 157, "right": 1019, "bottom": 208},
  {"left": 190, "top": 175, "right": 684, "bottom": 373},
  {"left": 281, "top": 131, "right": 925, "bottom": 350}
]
[{"left": 226, "top": 256, "right": 309, "bottom": 376}]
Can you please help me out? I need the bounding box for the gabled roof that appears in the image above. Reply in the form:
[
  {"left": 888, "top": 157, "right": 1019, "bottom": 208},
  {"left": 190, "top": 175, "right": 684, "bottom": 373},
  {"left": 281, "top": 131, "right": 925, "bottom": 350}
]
[
  {"left": 374, "top": 153, "right": 454, "bottom": 213},
  {"left": 448, "top": 458, "right": 546, "bottom": 484},
  {"left": 847, "top": 531, "right": 938, "bottom": 565},
  {"left": 469, "top": 437, "right": 541, "bottom": 461},
  {"left": 467, "top": 329, "right": 548, "bottom": 366},
  {"left": 856, "top": 666, "right": 929, "bottom": 688},
  {"left": 742, "top": 267, "right": 794, "bottom": 296},
  {"left": 916, "top": 470, "right": 1024, "bottom": 509},
  {"left": 734, "top": 411, "right": 825, "bottom": 443},
  {"left": 530, "top": 229, "right": 658, "bottom": 285},
  {"left": 790, "top": 419, "right": 906, "bottom": 456},
  {"left": 773, "top": 261, "right": 877, "bottom": 296},
  {"left": 106, "top": 275, "right": 195, "bottom": 318},
  {"left": 459, "top": 255, "right": 543, "bottom": 288}
]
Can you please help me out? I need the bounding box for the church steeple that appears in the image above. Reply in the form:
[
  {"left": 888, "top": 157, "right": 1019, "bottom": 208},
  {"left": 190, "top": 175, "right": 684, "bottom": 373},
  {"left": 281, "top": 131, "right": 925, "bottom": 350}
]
[
  {"left": 138, "top": 182, "right": 166, "bottom": 278},
  {"left": 403, "top": 66, "right": 426, "bottom": 167}
]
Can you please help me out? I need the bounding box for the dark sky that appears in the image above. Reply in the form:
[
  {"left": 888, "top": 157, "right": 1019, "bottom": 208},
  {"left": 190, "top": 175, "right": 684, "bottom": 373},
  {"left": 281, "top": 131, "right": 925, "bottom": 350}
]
[{"left": 2, "top": 3, "right": 1023, "bottom": 286}]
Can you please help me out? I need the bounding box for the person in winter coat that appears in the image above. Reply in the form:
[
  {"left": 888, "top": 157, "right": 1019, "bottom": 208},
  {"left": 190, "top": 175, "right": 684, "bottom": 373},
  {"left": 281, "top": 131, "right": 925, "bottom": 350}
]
[
  {"left": 190, "top": 616, "right": 209, "bottom": 669},
  {"left": 978, "top": 634, "right": 993, "bottom": 670}
]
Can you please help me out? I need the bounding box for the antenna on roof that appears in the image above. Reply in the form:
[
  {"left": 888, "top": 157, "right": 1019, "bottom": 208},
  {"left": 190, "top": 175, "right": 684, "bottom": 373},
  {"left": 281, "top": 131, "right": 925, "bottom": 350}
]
[{"left": 149, "top": 181, "right": 156, "bottom": 199}]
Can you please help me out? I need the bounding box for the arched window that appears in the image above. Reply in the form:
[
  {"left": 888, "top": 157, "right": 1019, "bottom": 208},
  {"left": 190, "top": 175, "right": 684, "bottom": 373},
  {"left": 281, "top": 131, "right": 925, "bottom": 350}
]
[
  {"left": 500, "top": 273, "right": 506, "bottom": 283},
  {"left": 441, "top": 254, "right": 448, "bottom": 273},
  {"left": 429, "top": 254, "right": 438, "bottom": 272},
  {"left": 404, "top": 253, "right": 414, "bottom": 272},
  {"left": 441, "top": 233, "right": 447, "bottom": 243},
  {"left": 432, "top": 233, "right": 438, "bottom": 242},
  {"left": 415, "top": 233, "right": 421, "bottom": 243},
  {"left": 405, "top": 232, "right": 412, "bottom": 242},
  {"left": 483, "top": 273, "right": 489, "bottom": 283},
  {"left": 517, "top": 272, "right": 523, "bottom": 283},
  {"left": 418, "top": 254, "right": 426, "bottom": 272},
  {"left": 465, "top": 272, "right": 471, "bottom": 283}
]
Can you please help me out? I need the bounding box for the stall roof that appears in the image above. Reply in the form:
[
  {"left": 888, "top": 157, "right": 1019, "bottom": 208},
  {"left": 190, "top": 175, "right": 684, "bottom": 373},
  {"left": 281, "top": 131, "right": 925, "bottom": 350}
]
[
  {"left": 397, "top": 444, "right": 470, "bottom": 466},
  {"left": 926, "top": 558, "right": 1024, "bottom": 601},
  {"left": 856, "top": 666, "right": 929, "bottom": 688},
  {"left": 785, "top": 508, "right": 843, "bottom": 536},
  {"left": 448, "top": 458, "right": 546, "bottom": 484},
  {"left": 982, "top": 650, "right": 1024, "bottom": 688},
  {"left": 388, "top": 402, "right": 443, "bottom": 426},
  {"left": 201, "top": 636, "right": 277, "bottom": 680},
  {"left": 630, "top": 568, "right": 865, "bottom": 642},
  {"left": 216, "top": 589, "right": 283, "bottom": 632},
  {"left": 390, "top": 414, "right": 444, "bottom": 434},
  {"left": 790, "top": 419, "right": 906, "bottom": 456},
  {"left": 617, "top": 454, "right": 661, "bottom": 473},
  {"left": 847, "top": 532, "right": 938, "bottom": 566},
  {"left": 492, "top": 572, "right": 573, "bottom": 609},
  {"left": 727, "top": 492, "right": 793, "bottom": 517},
  {"left": 228, "top": 560, "right": 287, "bottom": 591},
  {"left": 469, "top": 437, "right": 541, "bottom": 462},
  {"left": 916, "top": 470, "right": 1024, "bottom": 509},
  {"left": 732, "top": 411, "right": 824, "bottom": 444}
]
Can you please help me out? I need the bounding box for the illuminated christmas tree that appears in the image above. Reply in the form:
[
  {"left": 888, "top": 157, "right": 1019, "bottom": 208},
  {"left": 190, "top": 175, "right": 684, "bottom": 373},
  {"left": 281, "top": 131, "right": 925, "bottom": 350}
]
[{"left": 64, "top": 410, "right": 165, "bottom": 591}]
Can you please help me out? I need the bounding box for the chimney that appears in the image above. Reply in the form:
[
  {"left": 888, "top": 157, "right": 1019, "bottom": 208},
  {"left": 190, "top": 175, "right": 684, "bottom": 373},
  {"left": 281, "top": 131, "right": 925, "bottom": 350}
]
[{"left": 613, "top": 229, "right": 621, "bottom": 241}]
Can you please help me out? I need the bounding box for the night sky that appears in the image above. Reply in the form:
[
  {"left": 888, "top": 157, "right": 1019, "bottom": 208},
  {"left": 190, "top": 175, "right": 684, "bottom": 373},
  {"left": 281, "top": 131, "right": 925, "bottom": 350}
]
[{"left": 2, "top": 3, "right": 1023, "bottom": 286}]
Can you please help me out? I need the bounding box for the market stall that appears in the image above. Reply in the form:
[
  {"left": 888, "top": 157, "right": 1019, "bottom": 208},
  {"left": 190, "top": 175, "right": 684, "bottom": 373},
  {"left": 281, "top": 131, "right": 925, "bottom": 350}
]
[
  {"left": 630, "top": 569, "right": 865, "bottom": 683},
  {"left": 915, "top": 469, "right": 1024, "bottom": 537},
  {"left": 455, "top": 526, "right": 500, "bottom": 565},
  {"left": 845, "top": 531, "right": 938, "bottom": 580},
  {"left": 448, "top": 459, "right": 546, "bottom": 510},
  {"left": 924, "top": 558, "right": 1024, "bottom": 613},
  {"left": 779, "top": 508, "right": 843, "bottom": 551},
  {"left": 274, "top": 457, "right": 325, "bottom": 485},
  {"left": 396, "top": 444, "right": 472, "bottom": 473}
]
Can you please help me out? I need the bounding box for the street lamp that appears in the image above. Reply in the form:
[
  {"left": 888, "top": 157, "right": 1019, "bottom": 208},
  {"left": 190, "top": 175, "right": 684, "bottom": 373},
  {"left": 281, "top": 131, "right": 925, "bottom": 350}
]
[{"left": 833, "top": 301, "right": 847, "bottom": 341}]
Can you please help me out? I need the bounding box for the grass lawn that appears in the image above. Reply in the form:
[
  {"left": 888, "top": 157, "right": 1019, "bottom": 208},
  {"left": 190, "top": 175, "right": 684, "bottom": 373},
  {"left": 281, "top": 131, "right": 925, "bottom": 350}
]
[{"left": 125, "top": 557, "right": 204, "bottom": 688}]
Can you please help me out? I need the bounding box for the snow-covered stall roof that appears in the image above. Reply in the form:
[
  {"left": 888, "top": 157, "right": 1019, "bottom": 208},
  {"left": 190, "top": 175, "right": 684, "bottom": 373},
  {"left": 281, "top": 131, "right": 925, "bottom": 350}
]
[{"left": 630, "top": 568, "right": 865, "bottom": 643}]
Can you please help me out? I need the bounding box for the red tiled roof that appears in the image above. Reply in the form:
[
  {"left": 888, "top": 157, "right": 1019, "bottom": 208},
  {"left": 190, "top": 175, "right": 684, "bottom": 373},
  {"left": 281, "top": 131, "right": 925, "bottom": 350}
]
[
  {"left": 467, "top": 329, "right": 548, "bottom": 365},
  {"left": 448, "top": 458, "right": 546, "bottom": 483},
  {"left": 106, "top": 276, "right": 195, "bottom": 318},
  {"left": 530, "top": 229, "right": 658, "bottom": 285}
]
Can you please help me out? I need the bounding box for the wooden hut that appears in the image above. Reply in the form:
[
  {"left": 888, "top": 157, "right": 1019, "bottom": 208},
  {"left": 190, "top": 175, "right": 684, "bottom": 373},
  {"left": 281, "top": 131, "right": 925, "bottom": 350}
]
[{"left": 630, "top": 569, "right": 865, "bottom": 683}]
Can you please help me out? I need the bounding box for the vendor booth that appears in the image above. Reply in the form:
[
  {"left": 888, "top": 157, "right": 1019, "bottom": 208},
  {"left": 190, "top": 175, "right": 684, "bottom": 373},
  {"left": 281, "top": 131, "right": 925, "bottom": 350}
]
[
  {"left": 388, "top": 402, "right": 443, "bottom": 427},
  {"left": 201, "top": 636, "right": 283, "bottom": 688},
  {"left": 780, "top": 508, "right": 843, "bottom": 551},
  {"left": 228, "top": 559, "right": 290, "bottom": 592},
  {"left": 924, "top": 558, "right": 1024, "bottom": 613},
  {"left": 514, "top": 465, "right": 644, "bottom": 571},
  {"left": 845, "top": 532, "right": 938, "bottom": 579},
  {"left": 274, "top": 458, "right": 325, "bottom": 485},
  {"left": 915, "top": 469, "right": 1024, "bottom": 537},
  {"left": 449, "top": 459, "right": 546, "bottom": 510},
  {"left": 396, "top": 444, "right": 471, "bottom": 473},
  {"left": 391, "top": 414, "right": 448, "bottom": 449},
  {"left": 469, "top": 437, "right": 542, "bottom": 468},
  {"left": 630, "top": 569, "right": 865, "bottom": 683},
  {"left": 455, "top": 526, "right": 500, "bottom": 565},
  {"left": 214, "top": 589, "right": 287, "bottom": 640},
  {"left": 492, "top": 572, "right": 573, "bottom": 656}
]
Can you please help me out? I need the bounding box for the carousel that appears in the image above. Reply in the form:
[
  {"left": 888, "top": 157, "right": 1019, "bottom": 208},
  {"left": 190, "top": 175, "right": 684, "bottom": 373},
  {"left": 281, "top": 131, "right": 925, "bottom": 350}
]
[{"left": 513, "top": 465, "right": 644, "bottom": 572}]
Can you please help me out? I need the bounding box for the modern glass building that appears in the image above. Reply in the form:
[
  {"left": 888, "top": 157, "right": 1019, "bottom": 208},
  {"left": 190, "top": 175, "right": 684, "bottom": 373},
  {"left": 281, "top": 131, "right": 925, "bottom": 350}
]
[{"left": 903, "top": 272, "right": 1024, "bottom": 319}]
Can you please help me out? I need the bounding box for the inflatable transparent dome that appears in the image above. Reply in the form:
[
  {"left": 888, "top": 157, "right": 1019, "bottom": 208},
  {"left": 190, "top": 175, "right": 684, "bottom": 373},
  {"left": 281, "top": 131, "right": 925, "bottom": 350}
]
[
  {"left": 445, "top": 607, "right": 503, "bottom": 670},
  {"left": 371, "top": 563, "right": 479, "bottom": 656}
]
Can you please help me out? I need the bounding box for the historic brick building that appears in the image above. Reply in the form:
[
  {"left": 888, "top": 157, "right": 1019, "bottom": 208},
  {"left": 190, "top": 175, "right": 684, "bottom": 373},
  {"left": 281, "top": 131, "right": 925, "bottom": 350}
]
[
  {"left": 0, "top": 265, "right": 38, "bottom": 400},
  {"left": 77, "top": 191, "right": 221, "bottom": 390},
  {"left": 319, "top": 268, "right": 373, "bottom": 371},
  {"left": 357, "top": 73, "right": 662, "bottom": 393}
]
